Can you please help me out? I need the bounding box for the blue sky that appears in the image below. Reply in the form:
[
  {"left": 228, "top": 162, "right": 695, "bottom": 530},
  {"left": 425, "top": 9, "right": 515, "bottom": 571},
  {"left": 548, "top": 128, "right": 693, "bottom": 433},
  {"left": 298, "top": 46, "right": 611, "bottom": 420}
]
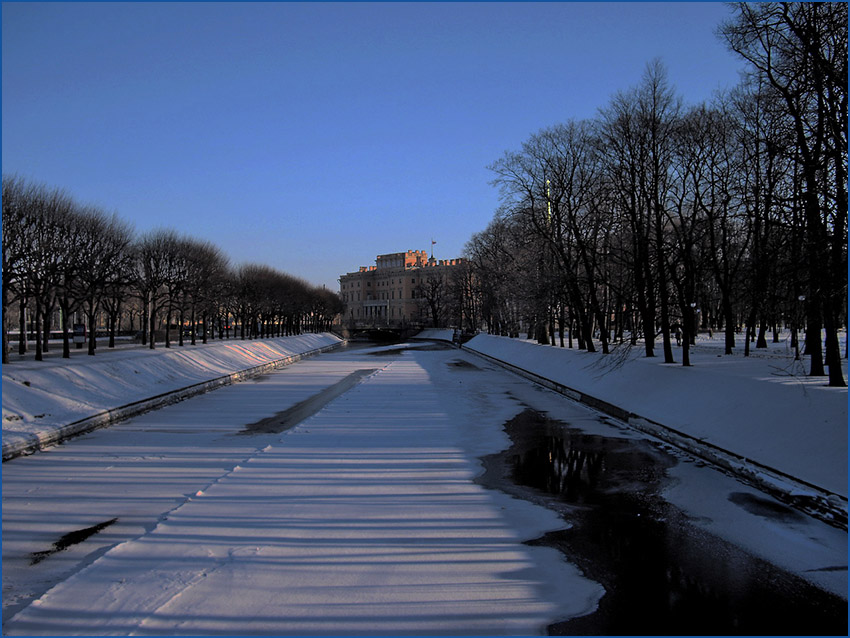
[{"left": 3, "top": 2, "right": 744, "bottom": 290}]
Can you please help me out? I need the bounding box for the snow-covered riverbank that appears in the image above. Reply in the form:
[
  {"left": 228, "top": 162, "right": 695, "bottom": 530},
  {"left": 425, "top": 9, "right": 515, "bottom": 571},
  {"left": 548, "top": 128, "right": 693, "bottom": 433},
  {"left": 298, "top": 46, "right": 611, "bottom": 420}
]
[
  {"left": 2, "top": 332, "right": 845, "bottom": 634},
  {"left": 2, "top": 333, "right": 343, "bottom": 460},
  {"left": 4, "top": 328, "right": 846, "bottom": 514},
  {"left": 417, "top": 328, "right": 847, "bottom": 526}
]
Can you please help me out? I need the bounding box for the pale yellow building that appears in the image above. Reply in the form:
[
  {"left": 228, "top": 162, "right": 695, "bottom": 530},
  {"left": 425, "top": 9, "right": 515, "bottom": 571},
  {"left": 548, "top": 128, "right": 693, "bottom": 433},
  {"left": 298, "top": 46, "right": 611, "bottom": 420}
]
[{"left": 339, "top": 250, "right": 465, "bottom": 328}]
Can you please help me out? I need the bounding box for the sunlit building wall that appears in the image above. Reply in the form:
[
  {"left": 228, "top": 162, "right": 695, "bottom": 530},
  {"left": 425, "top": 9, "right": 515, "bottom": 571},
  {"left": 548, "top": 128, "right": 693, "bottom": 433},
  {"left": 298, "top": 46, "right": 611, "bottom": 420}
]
[{"left": 339, "top": 250, "right": 464, "bottom": 327}]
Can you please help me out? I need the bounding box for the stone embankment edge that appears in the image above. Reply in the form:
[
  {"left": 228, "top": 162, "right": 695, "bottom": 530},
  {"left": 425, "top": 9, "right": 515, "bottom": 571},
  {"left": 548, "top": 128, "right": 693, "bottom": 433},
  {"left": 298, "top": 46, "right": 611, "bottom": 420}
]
[
  {"left": 441, "top": 338, "right": 848, "bottom": 532},
  {"left": 2, "top": 341, "right": 345, "bottom": 463}
]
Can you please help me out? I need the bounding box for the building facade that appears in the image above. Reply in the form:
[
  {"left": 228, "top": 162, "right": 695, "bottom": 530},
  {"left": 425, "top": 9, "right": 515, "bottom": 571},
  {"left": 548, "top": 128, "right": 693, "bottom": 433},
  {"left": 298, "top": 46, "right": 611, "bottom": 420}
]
[{"left": 339, "top": 250, "right": 465, "bottom": 328}]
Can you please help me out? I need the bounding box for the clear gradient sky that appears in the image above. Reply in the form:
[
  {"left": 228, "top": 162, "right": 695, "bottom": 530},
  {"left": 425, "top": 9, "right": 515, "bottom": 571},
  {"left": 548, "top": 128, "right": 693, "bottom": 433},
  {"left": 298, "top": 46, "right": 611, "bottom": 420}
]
[{"left": 2, "top": 2, "right": 745, "bottom": 291}]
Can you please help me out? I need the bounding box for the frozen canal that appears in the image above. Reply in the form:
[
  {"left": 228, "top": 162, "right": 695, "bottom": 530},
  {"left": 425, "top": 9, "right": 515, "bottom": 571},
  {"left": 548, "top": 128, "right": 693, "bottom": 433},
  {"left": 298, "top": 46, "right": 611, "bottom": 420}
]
[{"left": 2, "top": 341, "right": 847, "bottom": 635}]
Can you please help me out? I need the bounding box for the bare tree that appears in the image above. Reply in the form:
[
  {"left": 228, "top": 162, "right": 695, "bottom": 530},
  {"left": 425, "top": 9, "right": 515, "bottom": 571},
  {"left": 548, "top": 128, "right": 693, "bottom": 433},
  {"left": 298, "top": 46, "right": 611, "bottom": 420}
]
[
  {"left": 135, "top": 229, "right": 179, "bottom": 350},
  {"left": 445, "top": 260, "right": 479, "bottom": 334},
  {"left": 53, "top": 204, "right": 89, "bottom": 358},
  {"left": 720, "top": 1, "right": 847, "bottom": 385},
  {"left": 11, "top": 182, "right": 75, "bottom": 361},
  {"left": 308, "top": 286, "right": 344, "bottom": 333},
  {"left": 726, "top": 81, "right": 796, "bottom": 355},
  {"left": 74, "top": 208, "right": 134, "bottom": 356},
  {"left": 182, "top": 239, "right": 229, "bottom": 344},
  {"left": 599, "top": 61, "right": 682, "bottom": 362},
  {"left": 465, "top": 214, "right": 535, "bottom": 338},
  {"left": 2, "top": 175, "right": 36, "bottom": 363},
  {"left": 416, "top": 272, "right": 446, "bottom": 328}
]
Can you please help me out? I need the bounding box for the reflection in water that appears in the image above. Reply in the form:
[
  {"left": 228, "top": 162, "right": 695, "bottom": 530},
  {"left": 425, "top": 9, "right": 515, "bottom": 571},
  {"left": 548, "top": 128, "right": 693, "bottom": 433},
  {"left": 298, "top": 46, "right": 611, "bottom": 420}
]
[
  {"left": 485, "top": 409, "right": 847, "bottom": 636},
  {"left": 512, "top": 433, "right": 606, "bottom": 503}
]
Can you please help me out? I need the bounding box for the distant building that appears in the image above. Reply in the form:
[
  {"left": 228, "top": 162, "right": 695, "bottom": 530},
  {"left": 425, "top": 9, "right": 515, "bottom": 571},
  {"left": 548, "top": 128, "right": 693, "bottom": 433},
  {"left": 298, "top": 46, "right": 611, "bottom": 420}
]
[{"left": 339, "top": 250, "right": 465, "bottom": 328}]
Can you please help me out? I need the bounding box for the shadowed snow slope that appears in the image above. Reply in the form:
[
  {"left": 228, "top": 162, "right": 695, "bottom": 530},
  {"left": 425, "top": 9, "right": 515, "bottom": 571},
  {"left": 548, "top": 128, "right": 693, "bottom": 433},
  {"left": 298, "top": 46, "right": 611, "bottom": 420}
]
[{"left": 2, "top": 334, "right": 341, "bottom": 456}]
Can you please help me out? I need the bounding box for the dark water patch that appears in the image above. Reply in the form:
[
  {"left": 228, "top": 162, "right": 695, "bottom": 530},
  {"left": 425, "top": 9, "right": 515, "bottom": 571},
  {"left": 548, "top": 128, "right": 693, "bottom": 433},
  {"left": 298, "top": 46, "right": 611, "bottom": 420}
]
[
  {"left": 30, "top": 518, "right": 118, "bottom": 565},
  {"left": 239, "top": 369, "right": 377, "bottom": 435},
  {"left": 806, "top": 565, "right": 849, "bottom": 573},
  {"left": 478, "top": 409, "right": 848, "bottom": 636},
  {"left": 418, "top": 343, "right": 454, "bottom": 351},
  {"left": 448, "top": 359, "right": 480, "bottom": 370},
  {"left": 729, "top": 491, "right": 807, "bottom": 523},
  {"left": 367, "top": 347, "right": 408, "bottom": 357},
  {"left": 367, "top": 343, "right": 453, "bottom": 356},
  {"left": 506, "top": 409, "right": 674, "bottom": 504}
]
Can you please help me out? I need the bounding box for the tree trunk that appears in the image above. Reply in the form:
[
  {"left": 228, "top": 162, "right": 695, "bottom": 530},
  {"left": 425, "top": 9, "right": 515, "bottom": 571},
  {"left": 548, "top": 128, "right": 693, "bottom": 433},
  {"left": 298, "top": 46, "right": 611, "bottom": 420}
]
[
  {"left": 41, "top": 304, "right": 51, "bottom": 354},
  {"left": 141, "top": 297, "right": 149, "bottom": 346},
  {"left": 34, "top": 298, "right": 43, "bottom": 361},
  {"left": 535, "top": 320, "right": 549, "bottom": 345},
  {"left": 149, "top": 301, "right": 157, "bottom": 350},
  {"left": 60, "top": 304, "right": 71, "bottom": 358},
  {"left": 191, "top": 306, "right": 197, "bottom": 345},
  {"left": 654, "top": 222, "right": 675, "bottom": 364},
  {"left": 722, "top": 299, "right": 736, "bottom": 355},
  {"left": 1, "top": 284, "right": 8, "bottom": 364},
  {"left": 756, "top": 319, "right": 768, "bottom": 349},
  {"left": 108, "top": 310, "right": 118, "bottom": 348},
  {"left": 805, "top": 306, "right": 825, "bottom": 376},
  {"left": 178, "top": 307, "right": 185, "bottom": 347},
  {"left": 87, "top": 303, "right": 97, "bottom": 356},
  {"left": 823, "top": 302, "right": 846, "bottom": 387},
  {"left": 40, "top": 305, "right": 51, "bottom": 354},
  {"left": 559, "top": 306, "right": 565, "bottom": 348},
  {"left": 18, "top": 298, "right": 27, "bottom": 355}
]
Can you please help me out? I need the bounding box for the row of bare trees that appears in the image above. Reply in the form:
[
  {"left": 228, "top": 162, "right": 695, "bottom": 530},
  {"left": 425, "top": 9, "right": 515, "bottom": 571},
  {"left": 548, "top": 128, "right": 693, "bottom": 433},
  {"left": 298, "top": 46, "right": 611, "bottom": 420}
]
[
  {"left": 460, "top": 3, "right": 846, "bottom": 386},
  {"left": 2, "top": 176, "right": 343, "bottom": 364}
]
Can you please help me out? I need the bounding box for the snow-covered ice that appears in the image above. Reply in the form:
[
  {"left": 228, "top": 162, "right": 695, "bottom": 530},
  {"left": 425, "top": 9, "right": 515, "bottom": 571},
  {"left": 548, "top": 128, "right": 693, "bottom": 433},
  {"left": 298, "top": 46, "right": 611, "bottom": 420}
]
[{"left": 3, "top": 347, "right": 603, "bottom": 635}]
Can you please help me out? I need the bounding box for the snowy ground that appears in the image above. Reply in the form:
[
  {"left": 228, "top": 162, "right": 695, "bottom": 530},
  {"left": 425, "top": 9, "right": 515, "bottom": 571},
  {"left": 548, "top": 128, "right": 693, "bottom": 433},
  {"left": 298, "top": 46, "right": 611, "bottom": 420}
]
[
  {"left": 2, "top": 333, "right": 846, "bottom": 634},
  {"left": 4, "top": 329, "right": 847, "bottom": 499},
  {"left": 3, "top": 342, "right": 603, "bottom": 634}
]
